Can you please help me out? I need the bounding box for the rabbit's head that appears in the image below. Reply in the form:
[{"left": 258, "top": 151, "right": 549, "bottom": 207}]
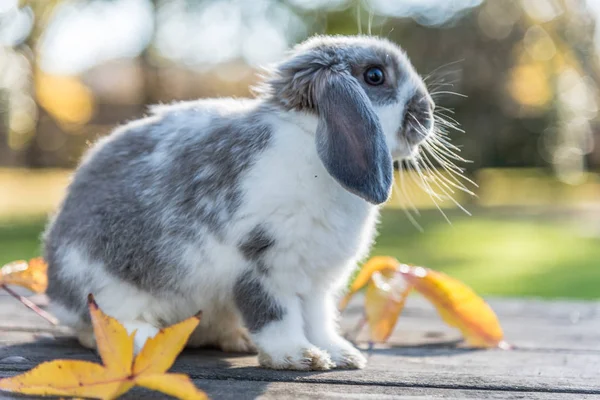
[{"left": 258, "top": 35, "right": 435, "bottom": 205}]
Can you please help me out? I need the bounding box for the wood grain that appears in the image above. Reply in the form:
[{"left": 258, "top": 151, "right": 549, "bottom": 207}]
[{"left": 0, "top": 292, "right": 599, "bottom": 399}]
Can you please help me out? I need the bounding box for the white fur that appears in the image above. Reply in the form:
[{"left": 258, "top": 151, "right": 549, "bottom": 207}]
[
  {"left": 123, "top": 322, "right": 160, "bottom": 354},
  {"left": 375, "top": 76, "right": 422, "bottom": 160}
]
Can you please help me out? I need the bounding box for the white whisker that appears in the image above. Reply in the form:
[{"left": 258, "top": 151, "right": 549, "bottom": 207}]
[
  {"left": 422, "top": 59, "right": 465, "bottom": 83},
  {"left": 408, "top": 113, "right": 474, "bottom": 193},
  {"left": 417, "top": 152, "right": 457, "bottom": 194},
  {"left": 434, "top": 114, "right": 463, "bottom": 131},
  {"left": 415, "top": 153, "right": 454, "bottom": 196},
  {"left": 393, "top": 170, "right": 424, "bottom": 232},
  {"left": 427, "top": 138, "right": 469, "bottom": 162},
  {"left": 410, "top": 157, "right": 448, "bottom": 201},
  {"left": 424, "top": 144, "right": 478, "bottom": 189},
  {"left": 395, "top": 63, "right": 475, "bottom": 226},
  {"left": 410, "top": 158, "right": 452, "bottom": 224},
  {"left": 429, "top": 91, "right": 468, "bottom": 98},
  {"left": 435, "top": 106, "right": 455, "bottom": 115},
  {"left": 420, "top": 149, "right": 475, "bottom": 195},
  {"left": 398, "top": 160, "right": 420, "bottom": 215},
  {"left": 417, "top": 153, "right": 472, "bottom": 216}
]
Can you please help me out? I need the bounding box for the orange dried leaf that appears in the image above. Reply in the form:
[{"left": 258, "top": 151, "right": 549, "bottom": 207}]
[
  {"left": 0, "top": 258, "right": 48, "bottom": 293},
  {"left": 350, "top": 256, "right": 400, "bottom": 293},
  {"left": 364, "top": 271, "right": 412, "bottom": 342},
  {"left": 0, "top": 294, "right": 206, "bottom": 400},
  {"left": 399, "top": 265, "right": 506, "bottom": 348},
  {"left": 340, "top": 256, "right": 400, "bottom": 310}
]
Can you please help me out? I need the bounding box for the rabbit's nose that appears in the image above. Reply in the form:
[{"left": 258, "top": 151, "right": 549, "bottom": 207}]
[{"left": 402, "top": 92, "right": 434, "bottom": 146}]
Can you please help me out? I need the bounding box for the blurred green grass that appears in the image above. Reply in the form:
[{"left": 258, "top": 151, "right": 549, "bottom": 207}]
[
  {"left": 0, "top": 218, "right": 45, "bottom": 265},
  {"left": 2, "top": 206, "right": 599, "bottom": 300},
  {"left": 372, "top": 207, "right": 600, "bottom": 300}
]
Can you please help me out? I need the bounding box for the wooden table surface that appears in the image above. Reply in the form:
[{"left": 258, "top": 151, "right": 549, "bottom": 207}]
[{"left": 0, "top": 289, "right": 599, "bottom": 399}]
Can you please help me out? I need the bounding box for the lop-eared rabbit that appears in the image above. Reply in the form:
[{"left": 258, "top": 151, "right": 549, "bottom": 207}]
[{"left": 44, "top": 35, "right": 435, "bottom": 370}]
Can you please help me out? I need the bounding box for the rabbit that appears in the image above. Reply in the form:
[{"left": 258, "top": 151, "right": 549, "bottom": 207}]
[{"left": 42, "top": 35, "right": 435, "bottom": 371}]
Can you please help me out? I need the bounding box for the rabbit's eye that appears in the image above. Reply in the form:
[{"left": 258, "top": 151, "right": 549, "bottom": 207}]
[{"left": 364, "top": 67, "right": 385, "bottom": 86}]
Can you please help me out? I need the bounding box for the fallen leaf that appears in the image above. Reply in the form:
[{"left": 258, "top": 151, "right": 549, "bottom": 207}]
[
  {"left": 340, "top": 256, "right": 507, "bottom": 349},
  {"left": 0, "top": 360, "right": 130, "bottom": 400},
  {"left": 340, "top": 256, "right": 400, "bottom": 310},
  {"left": 0, "top": 294, "right": 207, "bottom": 400},
  {"left": 132, "top": 314, "right": 200, "bottom": 376},
  {"left": 0, "top": 258, "right": 48, "bottom": 293},
  {"left": 364, "top": 271, "right": 413, "bottom": 342},
  {"left": 88, "top": 297, "right": 134, "bottom": 375},
  {"left": 135, "top": 373, "right": 206, "bottom": 400},
  {"left": 399, "top": 264, "right": 507, "bottom": 348}
]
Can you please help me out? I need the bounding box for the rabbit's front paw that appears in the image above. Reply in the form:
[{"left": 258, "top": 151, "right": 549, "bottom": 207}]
[
  {"left": 258, "top": 346, "right": 335, "bottom": 371},
  {"left": 77, "top": 328, "right": 96, "bottom": 350},
  {"left": 123, "top": 321, "right": 160, "bottom": 355},
  {"left": 319, "top": 339, "right": 367, "bottom": 370}
]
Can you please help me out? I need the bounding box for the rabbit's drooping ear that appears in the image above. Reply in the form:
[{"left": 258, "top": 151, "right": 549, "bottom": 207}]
[
  {"left": 315, "top": 72, "right": 393, "bottom": 205},
  {"left": 260, "top": 46, "right": 393, "bottom": 204}
]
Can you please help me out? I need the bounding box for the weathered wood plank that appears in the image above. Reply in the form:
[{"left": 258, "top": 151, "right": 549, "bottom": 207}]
[
  {"left": 1, "top": 379, "right": 598, "bottom": 400},
  {"left": 175, "top": 349, "right": 600, "bottom": 393},
  {"left": 188, "top": 380, "right": 600, "bottom": 400},
  {"left": 1, "top": 292, "right": 599, "bottom": 397},
  {"left": 0, "top": 339, "right": 599, "bottom": 393}
]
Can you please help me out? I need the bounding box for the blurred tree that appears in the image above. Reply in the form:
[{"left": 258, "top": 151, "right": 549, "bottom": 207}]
[{"left": 0, "top": 0, "right": 597, "bottom": 179}]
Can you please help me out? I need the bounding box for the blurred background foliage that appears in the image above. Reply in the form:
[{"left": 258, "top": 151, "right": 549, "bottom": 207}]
[{"left": 1, "top": 0, "right": 599, "bottom": 299}]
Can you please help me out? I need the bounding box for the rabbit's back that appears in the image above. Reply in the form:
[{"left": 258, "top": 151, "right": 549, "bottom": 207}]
[{"left": 44, "top": 99, "right": 273, "bottom": 320}]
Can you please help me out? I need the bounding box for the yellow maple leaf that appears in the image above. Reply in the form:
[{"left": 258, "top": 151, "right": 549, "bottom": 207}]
[
  {"left": 399, "top": 265, "right": 508, "bottom": 349},
  {"left": 0, "top": 258, "right": 48, "bottom": 293},
  {"left": 0, "top": 294, "right": 207, "bottom": 400}
]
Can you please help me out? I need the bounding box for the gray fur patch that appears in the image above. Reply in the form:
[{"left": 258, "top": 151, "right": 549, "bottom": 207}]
[
  {"left": 234, "top": 271, "right": 285, "bottom": 333},
  {"left": 43, "top": 242, "right": 90, "bottom": 322},
  {"left": 239, "top": 225, "right": 275, "bottom": 275},
  {"left": 162, "top": 115, "right": 272, "bottom": 235},
  {"left": 43, "top": 104, "right": 273, "bottom": 319},
  {"left": 255, "top": 261, "right": 270, "bottom": 276},
  {"left": 239, "top": 225, "right": 275, "bottom": 261}
]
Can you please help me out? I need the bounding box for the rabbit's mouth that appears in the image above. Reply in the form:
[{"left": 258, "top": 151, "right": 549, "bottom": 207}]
[
  {"left": 391, "top": 94, "right": 434, "bottom": 161},
  {"left": 400, "top": 93, "right": 435, "bottom": 148},
  {"left": 391, "top": 138, "right": 420, "bottom": 161}
]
